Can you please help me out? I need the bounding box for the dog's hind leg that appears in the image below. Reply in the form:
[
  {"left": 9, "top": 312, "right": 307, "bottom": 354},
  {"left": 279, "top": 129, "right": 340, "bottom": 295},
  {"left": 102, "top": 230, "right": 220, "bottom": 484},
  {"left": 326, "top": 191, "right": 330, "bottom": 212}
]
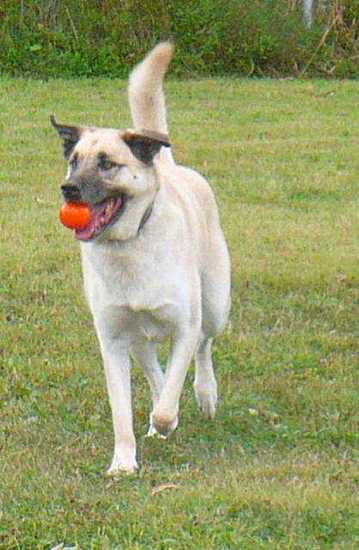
[
  {"left": 194, "top": 336, "right": 218, "bottom": 419},
  {"left": 195, "top": 228, "right": 231, "bottom": 419},
  {"left": 194, "top": 275, "right": 228, "bottom": 420},
  {"left": 130, "top": 340, "right": 165, "bottom": 437}
]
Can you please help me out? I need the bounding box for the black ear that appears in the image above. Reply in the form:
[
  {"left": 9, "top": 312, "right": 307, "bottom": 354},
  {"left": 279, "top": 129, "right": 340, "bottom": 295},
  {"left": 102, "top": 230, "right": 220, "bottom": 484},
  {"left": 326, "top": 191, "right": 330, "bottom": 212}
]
[
  {"left": 50, "top": 114, "right": 82, "bottom": 159},
  {"left": 122, "top": 128, "right": 170, "bottom": 165}
]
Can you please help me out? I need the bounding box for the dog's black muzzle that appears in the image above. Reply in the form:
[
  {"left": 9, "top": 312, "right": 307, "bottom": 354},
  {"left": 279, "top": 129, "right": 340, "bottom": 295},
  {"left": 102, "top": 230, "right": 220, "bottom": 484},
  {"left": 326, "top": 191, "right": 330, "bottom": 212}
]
[{"left": 61, "top": 183, "right": 82, "bottom": 202}]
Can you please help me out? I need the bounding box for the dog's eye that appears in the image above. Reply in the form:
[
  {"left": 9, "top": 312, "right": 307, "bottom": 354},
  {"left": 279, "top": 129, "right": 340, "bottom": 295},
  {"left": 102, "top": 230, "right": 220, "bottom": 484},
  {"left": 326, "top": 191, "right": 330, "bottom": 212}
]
[
  {"left": 69, "top": 154, "right": 78, "bottom": 170},
  {"left": 97, "top": 154, "right": 120, "bottom": 171}
]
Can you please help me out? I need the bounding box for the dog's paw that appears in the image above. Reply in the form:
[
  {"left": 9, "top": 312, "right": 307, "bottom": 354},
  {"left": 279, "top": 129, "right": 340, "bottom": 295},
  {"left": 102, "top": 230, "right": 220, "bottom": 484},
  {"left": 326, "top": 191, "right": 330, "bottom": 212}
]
[
  {"left": 106, "top": 452, "right": 138, "bottom": 477},
  {"left": 146, "top": 412, "right": 174, "bottom": 439},
  {"left": 145, "top": 424, "right": 167, "bottom": 439},
  {"left": 106, "top": 462, "right": 138, "bottom": 477},
  {"left": 151, "top": 412, "right": 178, "bottom": 438},
  {"left": 194, "top": 381, "right": 218, "bottom": 419}
]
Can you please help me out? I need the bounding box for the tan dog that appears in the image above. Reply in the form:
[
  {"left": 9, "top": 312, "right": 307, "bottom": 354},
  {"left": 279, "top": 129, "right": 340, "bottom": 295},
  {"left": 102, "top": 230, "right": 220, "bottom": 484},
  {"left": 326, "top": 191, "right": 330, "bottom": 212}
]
[{"left": 51, "top": 43, "right": 230, "bottom": 475}]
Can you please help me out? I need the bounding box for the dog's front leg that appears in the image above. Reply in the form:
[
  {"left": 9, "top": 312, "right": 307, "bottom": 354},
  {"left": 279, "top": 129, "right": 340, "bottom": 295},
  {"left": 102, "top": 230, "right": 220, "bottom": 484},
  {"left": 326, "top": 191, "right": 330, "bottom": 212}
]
[
  {"left": 96, "top": 326, "right": 137, "bottom": 475},
  {"left": 152, "top": 324, "right": 201, "bottom": 437}
]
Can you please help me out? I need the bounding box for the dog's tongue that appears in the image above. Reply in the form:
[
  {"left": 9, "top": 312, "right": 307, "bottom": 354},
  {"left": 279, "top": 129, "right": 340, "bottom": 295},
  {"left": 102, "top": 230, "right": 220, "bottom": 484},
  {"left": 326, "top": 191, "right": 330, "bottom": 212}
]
[
  {"left": 75, "top": 197, "right": 122, "bottom": 241},
  {"left": 75, "top": 219, "right": 96, "bottom": 241}
]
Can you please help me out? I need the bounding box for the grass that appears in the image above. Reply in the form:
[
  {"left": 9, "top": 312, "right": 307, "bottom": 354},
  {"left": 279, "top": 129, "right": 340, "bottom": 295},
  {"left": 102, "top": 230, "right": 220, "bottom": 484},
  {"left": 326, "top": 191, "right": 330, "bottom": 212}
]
[{"left": 0, "top": 77, "right": 358, "bottom": 549}]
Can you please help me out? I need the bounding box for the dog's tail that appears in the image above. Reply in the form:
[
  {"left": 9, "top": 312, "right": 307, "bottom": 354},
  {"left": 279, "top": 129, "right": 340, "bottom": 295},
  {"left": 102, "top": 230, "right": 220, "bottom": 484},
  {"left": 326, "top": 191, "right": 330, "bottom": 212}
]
[{"left": 128, "top": 41, "right": 174, "bottom": 139}]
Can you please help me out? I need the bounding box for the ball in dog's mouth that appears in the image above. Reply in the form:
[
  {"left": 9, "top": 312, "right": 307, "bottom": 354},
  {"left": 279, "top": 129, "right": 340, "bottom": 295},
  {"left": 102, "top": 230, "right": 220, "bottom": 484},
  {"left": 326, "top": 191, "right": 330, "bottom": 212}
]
[{"left": 75, "top": 195, "right": 126, "bottom": 241}]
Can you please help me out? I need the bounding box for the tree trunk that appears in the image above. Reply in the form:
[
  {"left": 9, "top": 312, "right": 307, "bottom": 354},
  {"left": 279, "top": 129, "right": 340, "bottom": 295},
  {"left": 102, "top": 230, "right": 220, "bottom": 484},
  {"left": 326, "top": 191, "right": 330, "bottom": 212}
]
[{"left": 303, "top": 0, "right": 314, "bottom": 27}]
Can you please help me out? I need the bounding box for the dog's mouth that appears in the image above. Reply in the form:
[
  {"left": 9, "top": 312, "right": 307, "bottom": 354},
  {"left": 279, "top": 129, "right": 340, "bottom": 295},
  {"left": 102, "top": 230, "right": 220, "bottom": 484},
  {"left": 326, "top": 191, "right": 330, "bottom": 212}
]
[{"left": 75, "top": 195, "right": 127, "bottom": 241}]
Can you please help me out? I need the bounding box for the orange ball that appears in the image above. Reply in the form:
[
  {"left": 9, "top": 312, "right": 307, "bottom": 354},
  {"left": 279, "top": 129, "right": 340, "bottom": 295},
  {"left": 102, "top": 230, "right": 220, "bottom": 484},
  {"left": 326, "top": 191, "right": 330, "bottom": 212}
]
[{"left": 59, "top": 202, "right": 91, "bottom": 230}]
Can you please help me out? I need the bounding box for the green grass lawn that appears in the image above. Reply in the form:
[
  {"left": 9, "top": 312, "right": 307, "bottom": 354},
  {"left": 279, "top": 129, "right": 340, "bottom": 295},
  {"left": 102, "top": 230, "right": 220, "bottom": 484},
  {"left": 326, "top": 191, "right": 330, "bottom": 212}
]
[{"left": 0, "top": 77, "right": 358, "bottom": 549}]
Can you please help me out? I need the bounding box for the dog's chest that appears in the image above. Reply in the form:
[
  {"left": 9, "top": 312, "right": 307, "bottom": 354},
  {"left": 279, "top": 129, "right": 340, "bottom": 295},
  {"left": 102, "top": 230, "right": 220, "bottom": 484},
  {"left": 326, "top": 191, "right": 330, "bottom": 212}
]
[
  {"left": 84, "top": 245, "right": 166, "bottom": 299},
  {"left": 81, "top": 244, "right": 189, "bottom": 338}
]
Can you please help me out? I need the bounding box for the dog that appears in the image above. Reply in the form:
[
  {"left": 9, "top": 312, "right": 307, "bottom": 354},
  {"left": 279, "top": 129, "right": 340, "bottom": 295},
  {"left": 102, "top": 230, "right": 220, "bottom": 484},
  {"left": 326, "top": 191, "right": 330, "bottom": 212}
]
[{"left": 51, "top": 42, "right": 231, "bottom": 475}]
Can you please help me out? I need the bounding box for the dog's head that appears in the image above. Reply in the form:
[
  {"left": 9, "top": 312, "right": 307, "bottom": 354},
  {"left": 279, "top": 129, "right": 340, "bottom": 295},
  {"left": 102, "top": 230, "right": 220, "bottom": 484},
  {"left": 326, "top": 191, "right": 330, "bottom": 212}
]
[{"left": 51, "top": 115, "right": 170, "bottom": 242}]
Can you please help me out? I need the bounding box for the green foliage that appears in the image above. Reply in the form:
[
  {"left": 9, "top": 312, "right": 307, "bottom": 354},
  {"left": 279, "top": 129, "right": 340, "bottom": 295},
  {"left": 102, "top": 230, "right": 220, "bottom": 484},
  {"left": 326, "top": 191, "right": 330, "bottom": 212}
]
[{"left": 0, "top": 0, "right": 358, "bottom": 78}]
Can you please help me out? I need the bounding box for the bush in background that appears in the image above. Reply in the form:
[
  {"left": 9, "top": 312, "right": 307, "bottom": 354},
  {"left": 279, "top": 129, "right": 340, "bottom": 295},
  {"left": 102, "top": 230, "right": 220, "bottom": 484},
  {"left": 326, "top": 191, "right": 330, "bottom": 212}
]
[{"left": 0, "top": 0, "right": 358, "bottom": 78}]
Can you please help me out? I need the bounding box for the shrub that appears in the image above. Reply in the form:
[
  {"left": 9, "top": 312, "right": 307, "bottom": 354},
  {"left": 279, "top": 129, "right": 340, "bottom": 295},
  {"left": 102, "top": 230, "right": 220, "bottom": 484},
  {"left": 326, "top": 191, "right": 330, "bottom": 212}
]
[{"left": 0, "top": 0, "right": 358, "bottom": 78}]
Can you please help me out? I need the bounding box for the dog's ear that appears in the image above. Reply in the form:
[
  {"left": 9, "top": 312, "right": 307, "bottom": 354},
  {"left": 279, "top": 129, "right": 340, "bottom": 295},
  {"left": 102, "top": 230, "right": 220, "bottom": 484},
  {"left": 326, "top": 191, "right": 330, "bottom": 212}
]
[
  {"left": 122, "top": 129, "right": 170, "bottom": 165},
  {"left": 50, "top": 114, "right": 83, "bottom": 159}
]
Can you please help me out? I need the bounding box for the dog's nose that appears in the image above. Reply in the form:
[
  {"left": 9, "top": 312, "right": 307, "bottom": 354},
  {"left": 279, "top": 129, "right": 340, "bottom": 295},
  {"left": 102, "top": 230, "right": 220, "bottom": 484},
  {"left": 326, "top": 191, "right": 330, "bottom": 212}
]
[{"left": 61, "top": 183, "right": 81, "bottom": 202}]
